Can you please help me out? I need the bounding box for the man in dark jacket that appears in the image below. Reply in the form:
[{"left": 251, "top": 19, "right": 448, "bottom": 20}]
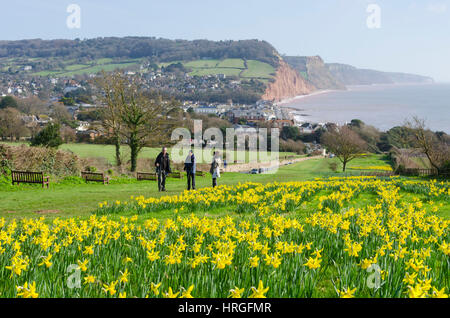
[
  {"left": 184, "top": 150, "right": 196, "bottom": 191},
  {"left": 155, "top": 147, "right": 171, "bottom": 191}
]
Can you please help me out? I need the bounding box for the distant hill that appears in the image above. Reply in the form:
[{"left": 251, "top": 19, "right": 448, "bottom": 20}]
[
  {"left": 326, "top": 63, "right": 434, "bottom": 86},
  {"left": 285, "top": 56, "right": 433, "bottom": 90},
  {"left": 0, "top": 37, "right": 435, "bottom": 102},
  {"left": 0, "top": 37, "right": 280, "bottom": 67}
]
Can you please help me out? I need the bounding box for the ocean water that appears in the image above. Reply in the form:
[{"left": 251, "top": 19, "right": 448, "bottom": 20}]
[{"left": 284, "top": 83, "right": 450, "bottom": 133}]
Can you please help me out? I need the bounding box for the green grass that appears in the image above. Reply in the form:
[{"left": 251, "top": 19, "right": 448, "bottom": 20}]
[
  {"left": 3, "top": 153, "right": 447, "bottom": 220},
  {"left": 241, "top": 60, "right": 276, "bottom": 79},
  {"left": 189, "top": 67, "right": 242, "bottom": 77},
  {"left": 65, "top": 64, "right": 90, "bottom": 71},
  {"left": 184, "top": 60, "right": 220, "bottom": 68},
  {"left": 216, "top": 58, "right": 246, "bottom": 69},
  {"left": 0, "top": 158, "right": 326, "bottom": 219}
]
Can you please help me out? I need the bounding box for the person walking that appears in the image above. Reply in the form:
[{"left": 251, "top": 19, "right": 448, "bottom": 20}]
[
  {"left": 184, "top": 150, "right": 196, "bottom": 191},
  {"left": 155, "top": 147, "right": 171, "bottom": 192},
  {"left": 210, "top": 151, "right": 222, "bottom": 188}
]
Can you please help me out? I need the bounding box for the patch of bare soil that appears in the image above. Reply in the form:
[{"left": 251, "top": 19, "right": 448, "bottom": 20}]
[{"left": 35, "top": 210, "right": 60, "bottom": 214}]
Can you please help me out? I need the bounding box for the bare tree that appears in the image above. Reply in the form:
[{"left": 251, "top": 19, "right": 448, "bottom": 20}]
[
  {"left": 0, "top": 108, "right": 26, "bottom": 141},
  {"left": 16, "top": 96, "right": 48, "bottom": 115},
  {"left": 93, "top": 71, "right": 125, "bottom": 166},
  {"left": 52, "top": 102, "right": 72, "bottom": 124},
  {"left": 94, "top": 71, "right": 181, "bottom": 172},
  {"left": 321, "top": 125, "right": 367, "bottom": 172},
  {"left": 406, "top": 117, "right": 450, "bottom": 174}
]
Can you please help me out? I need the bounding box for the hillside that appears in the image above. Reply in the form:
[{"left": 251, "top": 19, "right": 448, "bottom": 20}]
[
  {"left": 326, "top": 63, "right": 434, "bottom": 86},
  {"left": 0, "top": 37, "right": 280, "bottom": 69},
  {"left": 0, "top": 37, "right": 435, "bottom": 103},
  {"left": 161, "top": 58, "right": 276, "bottom": 81}
]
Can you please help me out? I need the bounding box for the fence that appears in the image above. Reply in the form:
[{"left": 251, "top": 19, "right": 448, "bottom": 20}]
[{"left": 401, "top": 168, "right": 450, "bottom": 178}]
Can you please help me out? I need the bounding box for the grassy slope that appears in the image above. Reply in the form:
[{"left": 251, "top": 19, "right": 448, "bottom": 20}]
[
  {"left": 0, "top": 158, "right": 324, "bottom": 219},
  {"left": 2, "top": 155, "right": 448, "bottom": 220}
]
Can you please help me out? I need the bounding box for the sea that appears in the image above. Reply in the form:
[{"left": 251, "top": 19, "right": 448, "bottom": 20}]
[{"left": 282, "top": 83, "right": 450, "bottom": 133}]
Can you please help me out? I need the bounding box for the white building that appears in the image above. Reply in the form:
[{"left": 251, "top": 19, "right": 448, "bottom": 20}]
[{"left": 194, "top": 106, "right": 219, "bottom": 115}]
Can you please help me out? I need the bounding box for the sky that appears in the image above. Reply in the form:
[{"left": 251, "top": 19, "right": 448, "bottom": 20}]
[{"left": 1, "top": 0, "right": 449, "bottom": 82}]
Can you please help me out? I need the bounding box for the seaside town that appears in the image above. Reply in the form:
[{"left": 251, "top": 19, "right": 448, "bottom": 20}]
[{"left": 0, "top": 63, "right": 329, "bottom": 155}]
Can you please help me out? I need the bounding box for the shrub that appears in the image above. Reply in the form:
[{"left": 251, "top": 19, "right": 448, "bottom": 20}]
[
  {"left": 329, "top": 162, "right": 338, "bottom": 172},
  {"left": 84, "top": 166, "right": 97, "bottom": 173},
  {"left": 0, "top": 143, "right": 81, "bottom": 176},
  {"left": 30, "top": 123, "right": 63, "bottom": 148}
]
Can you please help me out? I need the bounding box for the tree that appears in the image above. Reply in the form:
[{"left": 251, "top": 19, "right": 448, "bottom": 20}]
[
  {"left": 281, "top": 126, "right": 301, "bottom": 141},
  {"left": 321, "top": 126, "right": 367, "bottom": 171},
  {"left": 350, "top": 119, "right": 364, "bottom": 128},
  {"left": 93, "top": 71, "right": 125, "bottom": 166},
  {"left": 0, "top": 96, "right": 18, "bottom": 109},
  {"left": 16, "top": 96, "right": 47, "bottom": 115},
  {"left": 350, "top": 122, "right": 382, "bottom": 153},
  {"left": 30, "top": 123, "right": 63, "bottom": 148},
  {"left": 94, "top": 71, "right": 181, "bottom": 172},
  {"left": 51, "top": 103, "right": 75, "bottom": 127},
  {"left": 0, "top": 108, "right": 25, "bottom": 141},
  {"left": 406, "top": 117, "right": 450, "bottom": 174}
]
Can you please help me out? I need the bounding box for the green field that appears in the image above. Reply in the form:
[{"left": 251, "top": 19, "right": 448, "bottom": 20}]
[
  {"left": 241, "top": 60, "right": 276, "bottom": 79},
  {"left": 162, "top": 58, "right": 275, "bottom": 80},
  {"left": 0, "top": 57, "right": 142, "bottom": 77}
]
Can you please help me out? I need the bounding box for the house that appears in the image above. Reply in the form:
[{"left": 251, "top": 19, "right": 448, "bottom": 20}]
[
  {"left": 63, "top": 86, "right": 80, "bottom": 94},
  {"left": 268, "top": 119, "right": 295, "bottom": 128},
  {"left": 76, "top": 121, "right": 90, "bottom": 132},
  {"left": 77, "top": 129, "right": 100, "bottom": 141},
  {"left": 194, "top": 106, "right": 219, "bottom": 115}
]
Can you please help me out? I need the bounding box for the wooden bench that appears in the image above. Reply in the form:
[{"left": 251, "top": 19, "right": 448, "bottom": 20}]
[
  {"left": 168, "top": 171, "right": 184, "bottom": 179},
  {"left": 11, "top": 170, "right": 49, "bottom": 188},
  {"left": 137, "top": 172, "right": 157, "bottom": 181},
  {"left": 81, "top": 171, "right": 109, "bottom": 184},
  {"left": 195, "top": 171, "right": 206, "bottom": 177}
]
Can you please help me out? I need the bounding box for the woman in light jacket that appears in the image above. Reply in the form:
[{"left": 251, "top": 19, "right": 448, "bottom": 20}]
[{"left": 210, "top": 151, "right": 222, "bottom": 188}]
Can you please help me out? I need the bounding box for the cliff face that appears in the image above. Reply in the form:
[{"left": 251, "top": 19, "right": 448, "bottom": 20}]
[
  {"left": 284, "top": 56, "right": 346, "bottom": 90},
  {"left": 262, "top": 60, "right": 314, "bottom": 101}
]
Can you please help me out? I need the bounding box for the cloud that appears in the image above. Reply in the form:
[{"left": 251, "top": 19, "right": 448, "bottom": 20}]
[{"left": 426, "top": 3, "right": 448, "bottom": 14}]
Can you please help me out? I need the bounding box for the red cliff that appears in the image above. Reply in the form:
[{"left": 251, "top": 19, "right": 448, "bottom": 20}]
[{"left": 262, "top": 60, "right": 314, "bottom": 101}]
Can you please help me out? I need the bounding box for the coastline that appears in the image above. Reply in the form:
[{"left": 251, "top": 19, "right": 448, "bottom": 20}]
[
  {"left": 276, "top": 82, "right": 437, "bottom": 108},
  {"left": 276, "top": 82, "right": 449, "bottom": 132},
  {"left": 274, "top": 88, "right": 340, "bottom": 107}
]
